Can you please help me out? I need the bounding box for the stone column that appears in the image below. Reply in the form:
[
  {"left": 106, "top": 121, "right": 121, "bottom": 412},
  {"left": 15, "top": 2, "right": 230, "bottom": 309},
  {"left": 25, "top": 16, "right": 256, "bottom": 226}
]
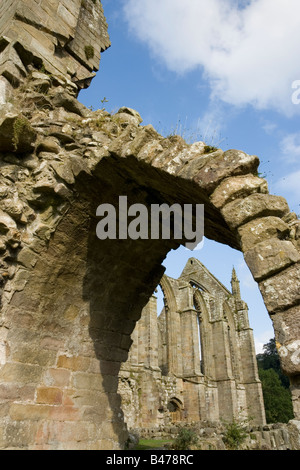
[
  {"left": 165, "top": 307, "right": 182, "bottom": 376},
  {"left": 238, "top": 322, "right": 266, "bottom": 425},
  {"left": 128, "top": 319, "right": 139, "bottom": 366},
  {"left": 137, "top": 295, "right": 159, "bottom": 370},
  {"left": 147, "top": 294, "right": 159, "bottom": 370},
  {"left": 179, "top": 285, "right": 201, "bottom": 377}
]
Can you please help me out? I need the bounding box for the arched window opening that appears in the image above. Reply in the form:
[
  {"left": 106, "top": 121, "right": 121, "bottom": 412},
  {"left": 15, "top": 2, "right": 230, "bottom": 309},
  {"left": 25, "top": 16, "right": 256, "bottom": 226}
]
[
  {"left": 196, "top": 313, "right": 204, "bottom": 374},
  {"left": 155, "top": 284, "right": 165, "bottom": 317},
  {"left": 193, "top": 288, "right": 205, "bottom": 375},
  {"left": 167, "top": 398, "right": 183, "bottom": 423}
]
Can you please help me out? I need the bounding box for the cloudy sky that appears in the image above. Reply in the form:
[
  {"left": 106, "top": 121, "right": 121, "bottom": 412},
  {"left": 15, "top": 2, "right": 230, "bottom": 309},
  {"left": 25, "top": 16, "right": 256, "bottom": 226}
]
[{"left": 79, "top": 0, "right": 300, "bottom": 353}]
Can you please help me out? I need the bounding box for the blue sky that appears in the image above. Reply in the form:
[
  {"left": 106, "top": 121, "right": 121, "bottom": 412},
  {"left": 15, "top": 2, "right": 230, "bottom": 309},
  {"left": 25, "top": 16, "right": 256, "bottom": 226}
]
[{"left": 79, "top": 0, "right": 300, "bottom": 353}]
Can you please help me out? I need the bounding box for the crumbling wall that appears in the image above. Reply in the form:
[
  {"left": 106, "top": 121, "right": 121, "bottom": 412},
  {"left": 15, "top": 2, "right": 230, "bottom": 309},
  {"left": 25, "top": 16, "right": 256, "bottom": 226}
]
[{"left": 0, "top": 0, "right": 110, "bottom": 96}]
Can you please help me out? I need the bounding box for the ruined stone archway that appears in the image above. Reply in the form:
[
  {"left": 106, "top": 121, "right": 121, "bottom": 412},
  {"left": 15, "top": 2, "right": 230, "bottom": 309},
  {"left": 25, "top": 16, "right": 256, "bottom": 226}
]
[
  {"left": 0, "top": 84, "right": 299, "bottom": 448},
  {"left": 0, "top": 0, "right": 299, "bottom": 450}
]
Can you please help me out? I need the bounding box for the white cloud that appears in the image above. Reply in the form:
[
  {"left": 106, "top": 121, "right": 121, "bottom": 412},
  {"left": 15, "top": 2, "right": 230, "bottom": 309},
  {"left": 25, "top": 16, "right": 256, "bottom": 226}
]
[
  {"left": 280, "top": 133, "right": 300, "bottom": 163},
  {"left": 124, "top": 0, "right": 300, "bottom": 115},
  {"left": 275, "top": 169, "right": 300, "bottom": 210},
  {"left": 261, "top": 121, "right": 278, "bottom": 135},
  {"left": 255, "top": 329, "right": 274, "bottom": 354}
]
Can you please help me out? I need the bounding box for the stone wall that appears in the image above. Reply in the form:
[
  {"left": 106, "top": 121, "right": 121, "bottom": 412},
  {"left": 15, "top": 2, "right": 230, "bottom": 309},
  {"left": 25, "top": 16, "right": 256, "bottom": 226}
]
[
  {"left": 138, "top": 420, "right": 300, "bottom": 450},
  {"left": 0, "top": 0, "right": 110, "bottom": 96}
]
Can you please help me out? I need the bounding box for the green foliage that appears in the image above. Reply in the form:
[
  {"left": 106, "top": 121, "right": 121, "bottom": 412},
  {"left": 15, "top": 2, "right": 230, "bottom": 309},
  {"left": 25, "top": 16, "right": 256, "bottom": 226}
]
[
  {"left": 257, "top": 338, "right": 280, "bottom": 371},
  {"left": 257, "top": 337, "right": 294, "bottom": 423},
  {"left": 12, "top": 116, "right": 32, "bottom": 151},
  {"left": 258, "top": 368, "right": 294, "bottom": 423},
  {"left": 204, "top": 145, "right": 218, "bottom": 153},
  {"left": 134, "top": 439, "right": 171, "bottom": 450},
  {"left": 222, "top": 419, "right": 248, "bottom": 450},
  {"left": 172, "top": 428, "right": 198, "bottom": 450},
  {"left": 100, "top": 97, "right": 109, "bottom": 110},
  {"left": 84, "top": 45, "right": 95, "bottom": 60}
]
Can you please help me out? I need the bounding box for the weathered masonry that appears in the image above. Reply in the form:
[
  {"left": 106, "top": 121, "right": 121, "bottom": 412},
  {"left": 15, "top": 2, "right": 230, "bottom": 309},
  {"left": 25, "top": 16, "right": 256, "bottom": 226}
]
[
  {"left": 0, "top": 0, "right": 110, "bottom": 97},
  {"left": 119, "top": 259, "right": 266, "bottom": 431},
  {"left": 0, "top": 0, "right": 299, "bottom": 450}
]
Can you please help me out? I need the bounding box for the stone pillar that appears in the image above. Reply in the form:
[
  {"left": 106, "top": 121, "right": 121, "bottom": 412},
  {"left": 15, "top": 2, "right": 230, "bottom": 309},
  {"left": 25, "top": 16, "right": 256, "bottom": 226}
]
[
  {"left": 179, "top": 285, "right": 201, "bottom": 377},
  {"left": 165, "top": 307, "right": 183, "bottom": 376},
  {"left": 128, "top": 319, "right": 139, "bottom": 366},
  {"left": 146, "top": 295, "right": 159, "bottom": 370},
  {"left": 211, "top": 320, "right": 238, "bottom": 421},
  {"left": 290, "top": 376, "right": 300, "bottom": 420},
  {"left": 137, "top": 295, "right": 159, "bottom": 370},
  {"left": 239, "top": 324, "right": 266, "bottom": 425},
  {"left": 231, "top": 267, "right": 241, "bottom": 300},
  {"left": 271, "top": 303, "right": 300, "bottom": 419}
]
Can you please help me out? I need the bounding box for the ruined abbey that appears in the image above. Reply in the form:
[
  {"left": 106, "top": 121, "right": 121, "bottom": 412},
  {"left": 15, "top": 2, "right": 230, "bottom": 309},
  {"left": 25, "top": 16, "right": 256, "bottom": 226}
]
[
  {"left": 119, "top": 259, "right": 266, "bottom": 431},
  {"left": 0, "top": 0, "right": 299, "bottom": 450}
]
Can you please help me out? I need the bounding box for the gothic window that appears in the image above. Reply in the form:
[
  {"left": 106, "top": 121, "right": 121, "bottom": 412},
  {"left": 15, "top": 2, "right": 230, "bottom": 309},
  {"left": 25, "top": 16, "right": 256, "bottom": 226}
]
[{"left": 192, "top": 284, "right": 205, "bottom": 375}]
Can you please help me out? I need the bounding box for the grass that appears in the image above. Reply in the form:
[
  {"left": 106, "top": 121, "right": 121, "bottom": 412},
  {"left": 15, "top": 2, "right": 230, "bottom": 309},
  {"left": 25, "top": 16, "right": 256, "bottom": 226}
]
[{"left": 133, "top": 439, "right": 172, "bottom": 450}]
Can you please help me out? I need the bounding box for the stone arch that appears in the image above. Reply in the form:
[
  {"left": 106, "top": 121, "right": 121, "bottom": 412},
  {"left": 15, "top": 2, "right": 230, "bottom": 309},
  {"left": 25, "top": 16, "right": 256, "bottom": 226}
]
[
  {"left": 159, "top": 275, "right": 178, "bottom": 313},
  {"left": 0, "top": 69, "right": 299, "bottom": 449},
  {"left": 167, "top": 397, "right": 184, "bottom": 423},
  {"left": 158, "top": 275, "right": 181, "bottom": 375}
]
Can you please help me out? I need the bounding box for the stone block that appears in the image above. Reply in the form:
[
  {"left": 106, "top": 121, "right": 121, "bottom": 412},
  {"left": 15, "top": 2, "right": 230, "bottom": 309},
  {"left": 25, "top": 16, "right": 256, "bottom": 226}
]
[
  {"left": 36, "top": 386, "right": 63, "bottom": 405},
  {"left": 16, "top": 247, "right": 38, "bottom": 269},
  {"left": 70, "top": 389, "right": 104, "bottom": 407},
  {"left": 36, "top": 137, "right": 61, "bottom": 154},
  {"left": 210, "top": 174, "right": 268, "bottom": 209},
  {"left": 259, "top": 263, "right": 300, "bottom": 313},
  {"left": 272, "top": 306, "right": 300, "bottom": 375},
  {"left": 71, "top": 371, "right": 104, "bottom": 391},
  {"left": 49, "top": 405, "right": 80, "bottom": 422},
  {"left": 0, "top": 76, "right": 12, "bottom": 104},
  {"left": 43, "top": 368, "right": 71, "bottom": 388},
  {"left": 51, "top": 91, "right": 89, "bottom": 117},
  {"left": 193, "top": 149, "right": 260, "bottom": 193},
  {"left": 116, "top": 107, "right": 143, "bottom": 125},
  {"left": 221, "top": 193, "right": 290, "bottom": 230},
  {"left": 11, "top": 346, "right": 56, "bottom": 367},
  {"left": 244, "top": 238, "right": 300, "bottom": 281},
  {"left": 0, "top": 362, "right": 42, "bottom": 384},
  {"left": 0, "top": 208, "right": 17, "bottom": 233},
  {"left": 56, "top": 354, "right": 90, "bottom": 372},
  {"left": 51, "top": 160, "right": 75, "bottom": 185},
  {"left": 238, "top": 216, "right": 290, "bottom": 251},
  {"left": 0, "top": 383, "right": 35, "bottom": 401},
  {"left": 5, "top": 421, "right": 39, "bottom": 448},
  {"left": 0, "top": 111, "right": 37, "bottom": 153},
  {"left": 9, "top": 403, "right": 52, "bottom": 421}
]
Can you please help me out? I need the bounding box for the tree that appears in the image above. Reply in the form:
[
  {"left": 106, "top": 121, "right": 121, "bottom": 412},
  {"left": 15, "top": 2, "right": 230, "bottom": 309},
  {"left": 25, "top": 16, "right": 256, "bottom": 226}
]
[
  {"left": 257, "top": 338, "right": 294, "bottom": 423},
  {"left": 258, "top": 368, "right": 294, "bottom": 423},
  {"left": 257, "top": 338, "right": 290, "bottom": 388}
]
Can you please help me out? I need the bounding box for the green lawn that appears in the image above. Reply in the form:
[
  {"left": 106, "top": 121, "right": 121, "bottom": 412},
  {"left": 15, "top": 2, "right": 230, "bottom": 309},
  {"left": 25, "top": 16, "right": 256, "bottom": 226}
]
[{"left": 133, "top": 438, "right": 172, "bottom": 450}]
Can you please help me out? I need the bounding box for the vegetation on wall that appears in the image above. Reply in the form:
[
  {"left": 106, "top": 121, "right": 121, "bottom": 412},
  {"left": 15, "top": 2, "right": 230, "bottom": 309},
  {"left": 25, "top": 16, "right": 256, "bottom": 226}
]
[{"left": 256, "top": 338, "right": 294, "bottom": 423}]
